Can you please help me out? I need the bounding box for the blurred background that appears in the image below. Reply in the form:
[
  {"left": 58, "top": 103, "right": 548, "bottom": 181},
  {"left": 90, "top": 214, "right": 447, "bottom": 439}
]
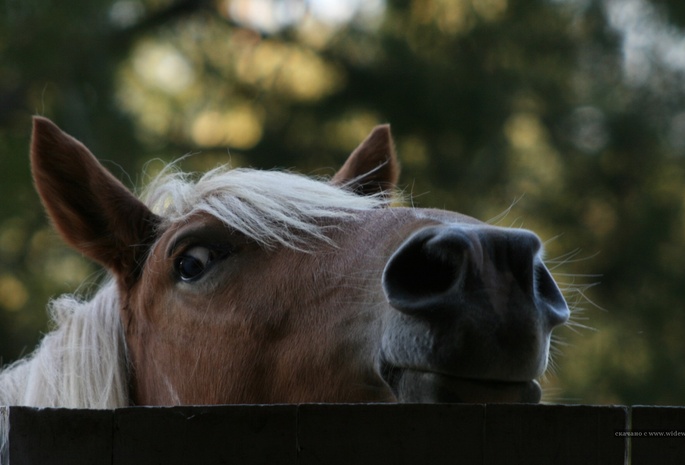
[{"left": 1, "top": 0, "right": 685, "bottom": 405}]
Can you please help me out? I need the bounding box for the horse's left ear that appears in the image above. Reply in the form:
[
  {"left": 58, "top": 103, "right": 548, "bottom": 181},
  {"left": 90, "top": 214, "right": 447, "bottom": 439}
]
[
  {"left": 331, "top": 124, "right": 400, "bottom": 196},
  {"left": 30, "top": 117, "right": 160, "bottom": 286}
]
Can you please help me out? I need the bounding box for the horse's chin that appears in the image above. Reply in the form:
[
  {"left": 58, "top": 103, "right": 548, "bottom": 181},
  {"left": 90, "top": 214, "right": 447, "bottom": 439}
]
[{"left": 384, "top": 368, "right": 542, "bottom": 404}]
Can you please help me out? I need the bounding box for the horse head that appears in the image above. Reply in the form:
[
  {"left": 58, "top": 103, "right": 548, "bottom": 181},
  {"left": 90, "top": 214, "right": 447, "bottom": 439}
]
[{"left": 29, "top": 117, "right": 568, "bottom": 405}]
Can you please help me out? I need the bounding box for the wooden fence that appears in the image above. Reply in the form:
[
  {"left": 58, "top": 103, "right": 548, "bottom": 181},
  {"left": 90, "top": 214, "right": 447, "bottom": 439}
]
[{"left": 2, "top": 404, "right": 684, "bottom": 464}]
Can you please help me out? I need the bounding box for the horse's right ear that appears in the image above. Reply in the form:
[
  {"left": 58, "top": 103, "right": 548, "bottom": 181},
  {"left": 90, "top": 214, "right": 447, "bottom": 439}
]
[{"left": 30, "top": 117, "right": 160, "bottom": 286}]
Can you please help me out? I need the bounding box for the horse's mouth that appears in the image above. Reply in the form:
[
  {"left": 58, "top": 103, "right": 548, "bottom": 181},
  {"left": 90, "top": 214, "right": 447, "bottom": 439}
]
[{"left": 381, "top": 363, "right": 542, "bottom": 404}]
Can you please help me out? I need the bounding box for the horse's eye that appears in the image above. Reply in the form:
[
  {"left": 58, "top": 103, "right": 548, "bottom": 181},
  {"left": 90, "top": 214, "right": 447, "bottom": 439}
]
[{"left": 175, "top": 246, "right": 213, "bottom": 282}]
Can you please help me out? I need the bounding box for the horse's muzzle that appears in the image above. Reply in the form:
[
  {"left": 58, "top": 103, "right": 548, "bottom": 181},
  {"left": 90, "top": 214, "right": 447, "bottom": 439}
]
[{"left": 380, "top": 225, "right": 569, "bottom": 403}]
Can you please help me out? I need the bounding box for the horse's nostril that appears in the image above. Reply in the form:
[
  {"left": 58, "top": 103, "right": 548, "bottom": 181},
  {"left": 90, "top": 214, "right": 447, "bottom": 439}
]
[
  {"left": 384, "top": 226, "right": 569, "bottom": 327},
  {"left": 383, "top": 229, "right": 470, "bottom": 314}
]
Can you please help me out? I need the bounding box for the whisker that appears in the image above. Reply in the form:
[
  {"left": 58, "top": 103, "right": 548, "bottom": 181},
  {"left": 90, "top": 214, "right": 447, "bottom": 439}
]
[{"left": 486, "top": 195, "right": 525, "bottom": 225}]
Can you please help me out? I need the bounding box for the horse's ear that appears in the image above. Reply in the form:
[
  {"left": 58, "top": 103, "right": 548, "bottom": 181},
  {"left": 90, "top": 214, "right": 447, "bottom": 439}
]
[
  {"left": 331, "top": 124, "right": 400, "bottom": 196},
  {"left": 30, "top": 117, "right": 160, "bottom": 285}
]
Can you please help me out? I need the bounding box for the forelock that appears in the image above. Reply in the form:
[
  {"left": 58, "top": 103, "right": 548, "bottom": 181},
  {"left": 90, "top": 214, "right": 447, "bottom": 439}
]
[{"left": 141, "top": 166, "right": 387, "bottom": 250}]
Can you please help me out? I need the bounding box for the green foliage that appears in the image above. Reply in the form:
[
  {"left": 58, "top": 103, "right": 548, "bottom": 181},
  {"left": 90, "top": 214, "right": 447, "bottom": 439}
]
[{"left": 1, "top": 0, "right": 685, "bottom": 404}]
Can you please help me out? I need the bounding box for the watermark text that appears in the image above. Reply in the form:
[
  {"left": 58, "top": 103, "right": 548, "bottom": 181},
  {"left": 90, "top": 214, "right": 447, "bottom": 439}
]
[{"left": 615, "top": 431, "right": 685, "bottom": 438}]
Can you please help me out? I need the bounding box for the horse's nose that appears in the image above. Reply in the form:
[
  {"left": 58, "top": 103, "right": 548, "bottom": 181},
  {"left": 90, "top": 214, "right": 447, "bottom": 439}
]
[{"left": 382, "top": 226, "right": 569, "bottom": 328}]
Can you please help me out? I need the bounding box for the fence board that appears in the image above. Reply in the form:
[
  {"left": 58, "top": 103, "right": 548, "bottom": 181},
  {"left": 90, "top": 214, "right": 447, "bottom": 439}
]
[
  {"left": 296, "top": 403, "right": 483, "bottom": 464},
  {"left": 7, "top": 407, "right": 111, "bottom": 465},
  {"left": 114, "top": 405, "right": 297, "bottom": 465},
  {"left": 484, "top": 404, "right": 627, "bottom": 465},
  {"left": 4, "top": 404, "right": 685, "bottom": 464},
  {"left": 631, "top": 406, "right": 685, "bottom": 465}
]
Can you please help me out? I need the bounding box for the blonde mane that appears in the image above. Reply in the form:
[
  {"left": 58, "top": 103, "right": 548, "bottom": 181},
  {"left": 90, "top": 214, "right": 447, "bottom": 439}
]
[
  {"left": 0, "top": 281, "right": 127, "bottom": 409},
  {"left": 0, "top": 166, "right": 383, "bottom": 413}
]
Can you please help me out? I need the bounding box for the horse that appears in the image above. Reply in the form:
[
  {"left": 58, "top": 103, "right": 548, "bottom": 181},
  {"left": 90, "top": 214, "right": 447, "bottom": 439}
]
[{"left": 0, "top": 117, "right": 568, "bottom": 410}]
